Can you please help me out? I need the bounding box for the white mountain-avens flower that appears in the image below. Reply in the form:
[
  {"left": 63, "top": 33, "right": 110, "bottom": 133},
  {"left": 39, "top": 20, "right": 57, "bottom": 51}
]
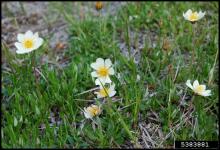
[
  {"left": 183, "top": 9, "right": 205, "bottom": 22},
  {"left": 15, "top": 30, "right": 43, "bottom": 54},
  {"left": 186, "top": 80, "right": 211, "bottom": 96},
  {"left": 83, "top": 104, "right": 101, "bottom": 119},
  {"left": 91, "top": 58, "right": 115, "bottom": 84},
  {"left": 94, "top": 83, "right": 116, "bottom": 98}
]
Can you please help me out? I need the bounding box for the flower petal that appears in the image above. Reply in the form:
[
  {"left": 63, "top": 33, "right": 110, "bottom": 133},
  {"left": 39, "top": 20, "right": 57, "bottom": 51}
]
[
  {"left": 25, "top": 30, "right": 34, "bottom": 38},
  {"left": 108, "top": 67, "right": 115, "bottom": 75},
  {"left": 108, "top": 84, "right": 116, "bottom": 97},
  {"left": 185, "top": 9, "right": 192, "bottom": 16},
  {"left": 91, "top": 71, "right": 98, "bottom": 78},
  {"left": 186, "top": 80, "right": 193, "bottom": 90},
  {"left": 84, "top": 110, "right": 92, "bottom": 119},
  {"left": 94, "top": 91, "right": 103, "bottom": 98},
  {"left": 33, "top": 38, "right": 43, "bottom": 49},
  {"left": 183, "top": 12, "right": 187, "bottom": 19},
  {"left": 95, "top": 78, "right": 105, "bottom": 86},
  {"left": 110, "top": 83, "right": 115, "bottom": 90},
  {"left": 16, "top": 50, "right": 27, "bottom": 54},
  {"left": 15, "top": 42, "right": 24, "bottom": 51},
  {"left": 193, "top": 80, "right": 199, "bottom": 89},
  {"left": 108, "top": 90, "right": 116, "bottom": 97},
  {"left": 200, "top": 90, "right": 211, "bottom": 97},
  {"left": 198, "top": 11, "right": 205, "bottom": 20},
  {"left": 34, "top": 32, "right": 39, "bottom": 38},
  {"left": 183, "top": 9, "right": 193, "bottom": 20},
  {"left": 96, "top": 76, "right": 112, "bottom": 85},
  {"left": 97, "top": 77, "right": 107, "bottom": 84},
  {"left": 105, "top": 59, "right": 112, "bottom": 68},
  {"left": 17, "top": 34, "right": 24, "bottom": 42},
  {"left": 16, "top": 49, "right": 33, "bottom": 54},
  {"left": 91, "top": 58, "right": 105, "bottom": 70},
  {"left": 105, "top": 76, "right": 112, "bottom": 83}
]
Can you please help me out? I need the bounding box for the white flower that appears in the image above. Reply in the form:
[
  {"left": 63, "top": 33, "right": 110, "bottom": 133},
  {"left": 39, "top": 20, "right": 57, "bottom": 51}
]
[
  {"left": 83, "top": 105, "right": 101, "bottom": 119},
  {"left": 183, "top": 9, "right": 205, "bottom": 22},
  {"left": 94, "top": 84, "right": 116, "bottom": 98},
  {"left": 136, "top": 74, "right": 141, "bottom": 81},
  {"left": 15, "top": 30, "right": 44, "bottom": 54},
  {"left": 91, "top": 58, "right": 115, "bottom": 84},
  {"left": 129, "top": 15, "right": 138, "bottom": 21},
  {"left": 186, "top": 80, "right": 211, "bottom": 96}
]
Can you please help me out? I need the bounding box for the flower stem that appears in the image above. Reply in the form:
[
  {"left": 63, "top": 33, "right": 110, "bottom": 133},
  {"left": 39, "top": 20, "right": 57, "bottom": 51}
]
[
  {"left": 106, "top": 97, "right": 141, "bottom": 148},
  {"left": 125, "top": 10, "right": 131, "bottom": 59},
  {"left": 191, "top": 22, "right": 197, "bottom": 68},
  {"left": 189, "top": 94, "right": 195, "bottom": 109}
]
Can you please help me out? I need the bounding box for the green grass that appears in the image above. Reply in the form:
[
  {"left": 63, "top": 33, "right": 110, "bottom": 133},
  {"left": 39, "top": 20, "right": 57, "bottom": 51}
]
[{"left": 1, "top": 2, "right": 219, "bottom": 148}]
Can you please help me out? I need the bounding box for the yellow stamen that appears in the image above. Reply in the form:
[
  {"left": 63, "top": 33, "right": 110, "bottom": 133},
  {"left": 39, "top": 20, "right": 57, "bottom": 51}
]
[
  {"left": 23, "top": 39, "right": 34, "bottom": 49},
  {"left": 99, "top": 88, "right": 109, "bottom": 97},
  {"left": 189, "top": 12, "right": 198, "bottom": 21},
  {"left": 97, "top": 67, "right": 109, "bottom": 77},
  {"left": 87, "top": 106, "right": 100, "bottom": 116},
  {"left": 194, "top": 85, "right": 204, "bottom": 94}
]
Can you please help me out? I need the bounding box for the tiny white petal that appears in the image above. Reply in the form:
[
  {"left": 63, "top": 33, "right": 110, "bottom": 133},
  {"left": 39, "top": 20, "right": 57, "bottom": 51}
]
[
  {"left": 105, "top": 59, "right": 112, "bottom": 68},
  {"left": 105, "top": 76, "right": 112, "bottom": 83},
  {"left": 34, "top": 38, "right": 43, "bottom": 49},
  {"left": 109, "top": 90, "right": 116, "bottom": 97},
  {"left": 183, "top": 12, "right": 187, "bottom": 19},
  {"left": 15, "top": 42, "right": 23, "bottom": 51},
  {"left": 108, "top": 84, "right": 116, "bottom": 97},
  {"left": 96, "top": 76, "right": 111, "bottom": 85},
  {"left": 108, "top": 67, "right": 115, "bottom": 75},
  {"left": 91, "top": 58, "right": 105, "bottom": 70},
  {"left": 200, "top": 90, "right": 211, "bottom": 97},
  {"left": 34, "top": 32, "right": 39, "bottom": 38},
  {"left": 193, "top": 80, "right": 199, "bottom": 89},
  {"left": 25, "top": 30, "right": 34, "bottom": 38},
  {"left": 84, "top": 108, "right": 93, "bottom": 118},
  {"left": 96, "top": 58, "right": 105, "bottom": 67},
  {"left": 16, "top": 50, "right": 28, "bottom": 54},
  {"left": 186, "top": 9, "right": 192, "bottom": 16},
  {"left": 186, "top": 80, "right": 194, "bottom": 90},
  {"left": 84, "top": 111, "right": 92, "bottom": 119},
  {"left": 17, "top": 34, "right": 24, "bottom": 42},
  {"left": 198, "top": 11, "right": 205, "bottom": 20},
  {"left": 98, "top": 77, "right": 107, "bottom": 84},
  {"left": 91, "top": 71, "right": 98, "bottom": 78},
  {"left": 95, "top": 78, "right": 105, "bottom": 86},
  {"left": 91, "top": 62, "right": 99, "bottom": 70},
  {"left": 110, "top": 83, "right": 115, "bottom": 90}
]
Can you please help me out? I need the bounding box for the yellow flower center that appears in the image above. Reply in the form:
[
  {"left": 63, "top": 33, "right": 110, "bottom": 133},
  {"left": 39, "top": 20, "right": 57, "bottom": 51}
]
[
  {"left": 194, "top": 85, "right": 204, "bottom": 94},
  {"left": 189, "top": 12, "right": 199, "bottom": 21},
  {"left": 23, "top": 39, "right": 34, "bottom": 49},
  {"left": 87, "top": 106, "right": 100, "bottom": 116},
  {"left": 99, "top": 88, "right": 109, "bottom": 97},
  {"left": 97, "top": 67, "right": 109, "bottom": 77}
]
